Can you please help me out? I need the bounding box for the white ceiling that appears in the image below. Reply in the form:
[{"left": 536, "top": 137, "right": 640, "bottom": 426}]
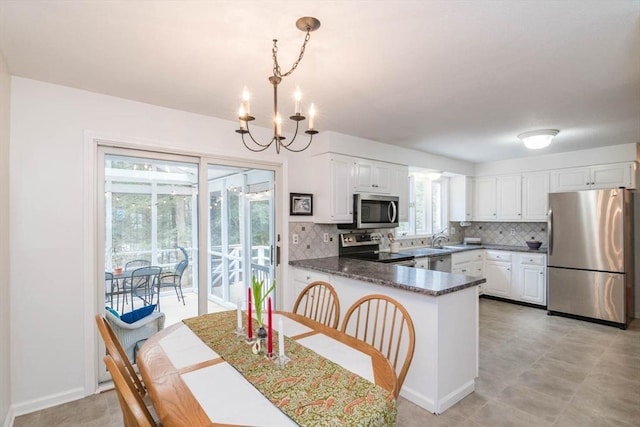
[{"left": 0, "top": 0, "right": 638, "bottom": 163}]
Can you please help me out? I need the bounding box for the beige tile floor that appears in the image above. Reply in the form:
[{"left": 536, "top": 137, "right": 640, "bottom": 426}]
[{"left": 14, "top": 298, "right": 640, "bottom": 426}]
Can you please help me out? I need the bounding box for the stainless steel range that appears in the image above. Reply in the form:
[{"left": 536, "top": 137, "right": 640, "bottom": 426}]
[{"left": 339, "top": 232, "right": 416, "bottom": 266}]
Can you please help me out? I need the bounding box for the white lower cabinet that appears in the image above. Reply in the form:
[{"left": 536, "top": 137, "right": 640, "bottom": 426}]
[
  {"left": 472, "top": 260, "right": 484, "bottom": 294},
  {"left": 452, "top": 250, "right": 485, "bottom": 294},
  {"left": 291, "top": 267, "right": 330, "bottom": 309},
  {"left": 512, "top": 253, "right": 546, "bottom": 305},
  {"left": 481, "top": 250, "right": 546, "bottom": 306},
  {"left": 484, "top": 261, "right": 511, "bottom": 298}
]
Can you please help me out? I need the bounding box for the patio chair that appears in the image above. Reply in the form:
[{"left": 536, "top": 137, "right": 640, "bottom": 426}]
[
  {"left": 105, "top": 272, "right": 114, "bottom": 308},
  {"left": 155, "top": 258, "right": 188, "bottom": 310},
  {"left": 104, "top": 309, "right": 165, "bottom": 363},
  {"left": 125, "top": 259, "right": 151, "bottom": 271},
  {"left": 121, "top": 266, "right": 162, "bottom": 312}
]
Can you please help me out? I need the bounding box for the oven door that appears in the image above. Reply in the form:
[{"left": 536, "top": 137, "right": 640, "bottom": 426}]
[{"left": 355, "top": 194, "right": 399, "bottom": 229}]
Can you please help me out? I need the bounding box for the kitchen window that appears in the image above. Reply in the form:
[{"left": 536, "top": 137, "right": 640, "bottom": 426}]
[{"left": 398, "top": 173, "right": 448, "bottom": 237}]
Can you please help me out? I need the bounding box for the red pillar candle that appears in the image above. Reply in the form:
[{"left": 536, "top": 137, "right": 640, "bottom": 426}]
[
  {"left": 247, "top": 287, "right": 253, "bottom": 340},
  {"left": 267, "top": 296, "right": 273, "bottom": 354}
]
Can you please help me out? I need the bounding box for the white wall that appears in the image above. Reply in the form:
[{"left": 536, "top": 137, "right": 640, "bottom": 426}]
[
  {"left": 8, "top": 77, "right": 296, "bottom": 413},
  {"left": 0, "top": 52, "right": 12, "bottom": 426},
  {"left": 9, "top": 77, "right": 470, "bottom": 414},
  {"left": 474, "top": 143, "right": 639, "bottom": 176}
]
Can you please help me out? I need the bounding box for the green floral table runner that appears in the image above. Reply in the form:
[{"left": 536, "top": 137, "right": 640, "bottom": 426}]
[{"left": 183, "top": 311, "right": 397, "bottom": 426}]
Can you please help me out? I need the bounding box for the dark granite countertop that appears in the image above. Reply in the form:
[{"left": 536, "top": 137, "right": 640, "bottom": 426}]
[
  {"left": 398, "top": 244, "right": 548, "bottom": 258},
  {"left": 289, "top": 257, "right": 485, "bottom": 296}
]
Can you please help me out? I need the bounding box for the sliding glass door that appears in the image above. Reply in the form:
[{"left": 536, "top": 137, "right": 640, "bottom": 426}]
[
  {"left": 97, "top": 146, "right": 278, "bottom": 383},
  {"left": 208, "top": 166, "right": 275, "bottom": 308}
]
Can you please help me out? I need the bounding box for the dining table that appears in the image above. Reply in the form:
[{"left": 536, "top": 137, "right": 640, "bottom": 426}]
[{"left": 137, "top": 310, "right": 398, "bottom": 426}]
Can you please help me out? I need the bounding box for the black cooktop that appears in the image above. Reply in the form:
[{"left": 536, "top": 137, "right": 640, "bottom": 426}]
[{"left": 342, "top": 251, "right": 415, "bottom": 263}]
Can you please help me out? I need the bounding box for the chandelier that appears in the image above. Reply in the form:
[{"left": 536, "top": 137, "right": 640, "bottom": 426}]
[{"left": 236, "top": 17, "right": 320, "bottom": 153}]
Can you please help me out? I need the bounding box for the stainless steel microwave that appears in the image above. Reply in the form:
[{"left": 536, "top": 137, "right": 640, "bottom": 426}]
[{"left": 338, "top": 194, "right": 399, "bottom": 229}]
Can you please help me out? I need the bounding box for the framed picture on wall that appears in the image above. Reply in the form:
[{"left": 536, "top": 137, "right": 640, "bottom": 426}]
[{"left": 290, "top": 193, "right": 313, "bottom": 216}]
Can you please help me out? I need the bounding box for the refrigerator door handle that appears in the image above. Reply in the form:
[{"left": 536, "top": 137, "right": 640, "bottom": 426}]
[{"left": 547, "top": 208, "right": 553, "bottom": 256}]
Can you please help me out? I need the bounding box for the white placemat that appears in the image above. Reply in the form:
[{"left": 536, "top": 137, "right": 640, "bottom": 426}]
[
  {"left": 274, "top": 314, "right": 312, "bottom": 337},
  {"left": 296, "top": 333, "right": 375, "bottom": 383},
  {"left": 181, "top": 363, "right": 297, "bottom": 426},
  {"left": 159, "top": 323, "right": 219, "bottom": 369}
]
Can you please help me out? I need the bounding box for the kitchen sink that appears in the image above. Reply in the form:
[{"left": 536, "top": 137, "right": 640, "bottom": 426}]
[{"left": 407, "top": 247, "right": 452, "bottom": 257}]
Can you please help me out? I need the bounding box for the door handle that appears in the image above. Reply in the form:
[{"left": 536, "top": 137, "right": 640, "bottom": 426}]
[{"left": 547, "top": 209, "right": 553, "bottom": 256}]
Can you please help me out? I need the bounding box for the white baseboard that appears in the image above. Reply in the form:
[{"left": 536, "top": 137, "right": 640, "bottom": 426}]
[
  {"left": 11, "top": 387, "right": 85, "bottom": 417},
  {"left": 435, "top": 380, "right": 476, "bottom": 414},
  {"left": 3, "top": 406, "right": 14, "bottom": 427},
  {"left": 399, "top": 380, "right": 475, "bottom": 415},
  {"left": 399, "top": 385, "right": 437, "bottom": 414}
]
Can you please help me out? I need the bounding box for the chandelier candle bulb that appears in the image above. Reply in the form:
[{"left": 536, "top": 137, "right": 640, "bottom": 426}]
[
  {"left": 309, "top": 104, "right": 316, "bottom": 129},
  {"left": 242, "top": 87, "right": 251, "bottom": 115},
  {"left": 238, "top": 106, "right": 246, "bottom": 129},
  {"left": 294, "top": 87, "right": 302, "bottom": 115}
]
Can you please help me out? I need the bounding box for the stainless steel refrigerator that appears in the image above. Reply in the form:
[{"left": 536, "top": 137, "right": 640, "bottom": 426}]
[{"left": 547, "top": 189, "right": 634, "bottom": 328}]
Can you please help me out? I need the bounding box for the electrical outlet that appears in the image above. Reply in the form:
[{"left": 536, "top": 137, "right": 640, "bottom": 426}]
[
  {"left": 323, "top": 233, "right": 330, "bottom": 243},
  {"left": 510, "top": 228, "right": 516, "bottom": 235},
  {"left": 292, "top": 234, "right": 299, "bottom": 244}
]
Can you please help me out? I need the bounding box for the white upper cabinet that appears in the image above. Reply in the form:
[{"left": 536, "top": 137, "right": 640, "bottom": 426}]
[
  {"left": 550, "top": 162, "right": 636, "bottom": 192},
  {"left": 312, "top": 154, "right": 409, "bottom": 223},
  {"left": 522, "top": 172, "right": 550, "bottom": 221},
  {"left": 473, "top": 175, "right": 521, "bottom": 221},
  {"left": 449, "top": 176, "right": 474, "bottom": 222},
  {"left": 313, "top": 153, "right": 354, "bottom": 223},
  {"left": 390, "top": 165, "right": 409, "bottom": 222},
  {"left": 353, "top": 159, "right": 392, "bottom": 194},
  {"left": 496, "top": 175, "right": 522, "bottom": 220},
  {"left": 473, "top": 177, "right": 497, "bottom": 221}
]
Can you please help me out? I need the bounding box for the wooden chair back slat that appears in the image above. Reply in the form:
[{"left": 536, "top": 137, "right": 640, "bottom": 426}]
[
  {"left": 104, "top": 355, "right": 156, "bottom": 427},
  {"left": 293, "top": 281, "right": 341, "bottom": 329},
  {"left": 341, "top": 294, "right": 416, "bottom": 397}
]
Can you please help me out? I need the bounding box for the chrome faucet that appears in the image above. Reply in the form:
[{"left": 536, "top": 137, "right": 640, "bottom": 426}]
[{"left": 431, "top": 230, "right": 449, "bottom": 248}]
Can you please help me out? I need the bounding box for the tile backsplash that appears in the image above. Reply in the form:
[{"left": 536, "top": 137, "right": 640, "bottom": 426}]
[
  {"left": 288, "top": 221, "right": 547, "bottom": 260},
  {"left": 458, "top": 222, "right": 547, "bottom": 246},
  {"left": 289, "top": 222, "right": 339, "bottom": 261}
]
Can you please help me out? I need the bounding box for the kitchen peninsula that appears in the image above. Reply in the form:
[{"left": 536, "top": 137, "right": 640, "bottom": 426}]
[{"left": 289, "top": 257, "right": 486, "bottom": 414}]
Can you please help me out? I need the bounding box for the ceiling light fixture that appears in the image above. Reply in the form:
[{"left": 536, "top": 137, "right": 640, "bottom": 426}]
[
  {"left": 236, "top": 17, "right": 320, "bottom": 154},
  {"left": 518, "top": 129, "right": 559, "bottom": 150}
]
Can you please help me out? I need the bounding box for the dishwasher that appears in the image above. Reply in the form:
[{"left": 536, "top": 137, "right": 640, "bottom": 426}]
[{"left": 428, "top": 255, "right": 451, "bottom": 272}]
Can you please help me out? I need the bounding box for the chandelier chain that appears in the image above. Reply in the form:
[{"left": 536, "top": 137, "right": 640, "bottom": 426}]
[{"left": 272, "top": 30, "right": 311, "bottom": 78}]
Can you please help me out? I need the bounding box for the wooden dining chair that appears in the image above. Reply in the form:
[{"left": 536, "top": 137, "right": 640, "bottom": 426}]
[
  {"left": 104, "top": 355, "right": 157, "bottom": 427},
  {"left": 293, "top": 281, "right": 341, "bottom": 329},
  {"left": 340, "top": 294, "right": 415, "bottom": 396},
  {"left": 95, "top": 315, "right": 146, "bottom": 399}
]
